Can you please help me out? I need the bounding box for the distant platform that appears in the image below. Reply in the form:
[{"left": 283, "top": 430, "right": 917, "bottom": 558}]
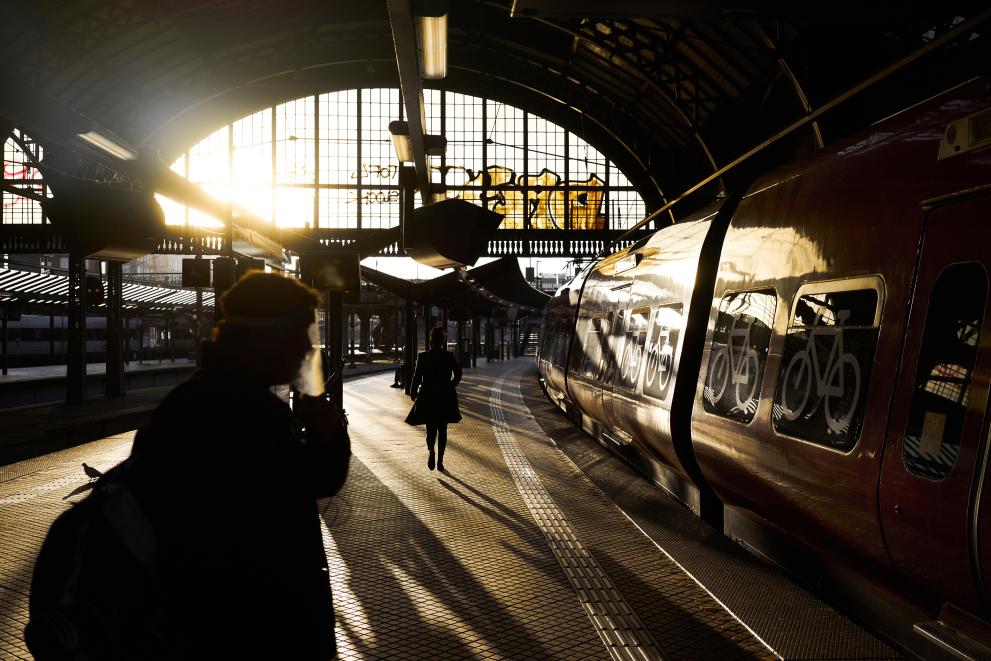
[
  {"left": 0, "top": 360, "right": 396, "bottom": 465},
  {"left": 0, "top": 359, "right": 197, "bottom": 409},
  {"left": 0, "top": 361, "right": 898, "bottom": 660}
]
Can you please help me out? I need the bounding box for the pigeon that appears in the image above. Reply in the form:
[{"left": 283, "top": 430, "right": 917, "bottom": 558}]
[{"left": 82, "top": 463, "right": 103, "bottom": 480}]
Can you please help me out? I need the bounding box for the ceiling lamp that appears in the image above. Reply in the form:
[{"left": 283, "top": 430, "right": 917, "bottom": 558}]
[
  {"left": 415, "top": 0, "right": 449, "bottom": 79},
  {"left": 77, "top": 130, "right": 139, "bottom": 161},
  {"left": 388, "top": 120, "right": 448, "bottom": 163},
  {"left": 388, "top": 120, "right": 414, "bottom": 163}
]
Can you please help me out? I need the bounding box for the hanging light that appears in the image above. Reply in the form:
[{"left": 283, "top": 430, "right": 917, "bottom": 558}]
[
  {"left": 389, "top": 120, "right": 448, "bottom": 163},
  {"left": 415, "top": 0, "right": 449, "bottom": 79},
  {"left": 389, "top": 121, "right": 414, "bottom": 163},
  {"left": 77, "top": 130, "right": 139, "bottom": 161},
  {"left": 420, "top": 14, "right": 447, "bottom": 79}
]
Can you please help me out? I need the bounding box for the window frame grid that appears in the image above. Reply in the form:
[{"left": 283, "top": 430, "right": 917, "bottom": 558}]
[{"left": 166, "top": 88, "right": 643, "bottom": 231}]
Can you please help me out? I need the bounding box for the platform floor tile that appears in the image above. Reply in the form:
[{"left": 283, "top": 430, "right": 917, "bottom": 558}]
[
  {"left": 2, "top": 361, "right": 783, "bottom": 659},
  {"left": 0, "top": 432, "right": 134, "bottom": 659},
  {"left": 328, "top": 365, "right": 608, "bottom": 659},
  {"left": 331, "top": 361, "right": 775, "bottom": 659}
]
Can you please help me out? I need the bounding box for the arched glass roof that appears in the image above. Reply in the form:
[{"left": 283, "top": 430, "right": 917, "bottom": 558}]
[{"left": 159, "top": 88, "right": 645, "bottom": 232}]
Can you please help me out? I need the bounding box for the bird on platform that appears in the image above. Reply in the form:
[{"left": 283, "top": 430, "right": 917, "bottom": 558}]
[{"left": 82, "top": 463, "right": 103, "bottom": 480}]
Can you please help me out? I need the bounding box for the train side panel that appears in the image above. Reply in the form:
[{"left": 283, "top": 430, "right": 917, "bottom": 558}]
[
  {"left": 690, "top": 82, "right": 991, "bottom": 629},
  {"left": 563, "top": 205, "right": 729, "bottom": 513},
  {"left": 878, "top": 193, "right": 991, "bottom": 619},
  {"left": 537, "top": 272, "right": 586, "bottom": 409}
]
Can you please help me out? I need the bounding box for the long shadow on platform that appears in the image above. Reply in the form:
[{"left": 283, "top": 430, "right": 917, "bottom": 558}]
[
  {"left": 435, "top": 476, "right": 535, "bottom": 543},
  {"left": 593, "top": 546, "right": 773, "bottom": 660},
  {"left": 320, "top": 456, "right": 561, "bottom": 659}
]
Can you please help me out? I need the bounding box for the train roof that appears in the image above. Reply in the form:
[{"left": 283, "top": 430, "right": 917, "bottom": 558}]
[{"left": 741, "top": 77, "right": 991, "bottom": 208}]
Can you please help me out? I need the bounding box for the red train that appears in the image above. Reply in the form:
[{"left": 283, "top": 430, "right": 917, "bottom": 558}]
[{"left": 538, "top": 78, "right": 991, "bottom": 658}]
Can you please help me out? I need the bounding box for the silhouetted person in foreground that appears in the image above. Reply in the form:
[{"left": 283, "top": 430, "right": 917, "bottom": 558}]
[
  {"left": 28, "top": 272, "right": 351, "bottom": 660},
  {"left": 148, "top": 273, "right": 349, "bottom": 658},
  {"left": 406, "top": 327, "right": 462, "bottom": 471}
]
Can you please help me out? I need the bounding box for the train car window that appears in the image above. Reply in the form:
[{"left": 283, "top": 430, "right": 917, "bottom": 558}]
[
  {"left": 773, "top": 279, "right": 882, "bottom": 450},
  {"left": 554, "top": 319, "right": 571, "bottom": 369},
  {"left": 600, "top": 284, "right": 633, "bottom": 386},
  {"left": 601, "top": 310, "right": 621, "bottom": 383},
  {"left": 903, "top": 263, "right": 987, "bottom": 480},
  {"left": 643, "top": 304, "right": 683, "bottom": 402},
  {"left": 574, "top": 314, "right": 605, "bottom": 379},
  {"left": 569, "top": 315, "right": 590, "bottom": 372},
  {"left": 552, "top": 317, "right": 570, "bottom": 368},
  {"left": 546, "top": 317, "right": 558, "bottom": 364},
  {"left": 703, "top": 290, "right": 776, "bottom": 423},
  {"left": 547, "top": 316, "right": 562, "bottom": 364},
  {"left": 617, "top": 307, "right": 651, "bottom": 391}
]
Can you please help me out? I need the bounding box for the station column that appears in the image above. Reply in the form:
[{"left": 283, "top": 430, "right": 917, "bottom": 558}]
[
  {"left": 422, "top": 302, "right": 433, "bottom": 335},
  {"left": 326, "top": 290, "right": 344, "bottom": 408},
  {"left": 105, "top": 261, "right": 125, "bottom": 397},
  {"left": 471, "top": 311, "right": 480, "bottom": 367},
  {"left": 403, "top": 299, "right": 416, "bottom": 395},
  {"left": 66, "top": 252, "right": 87, "bottom": 404},
  {"left": 358, "top": 309, "right": 371, "bottom": 362}
]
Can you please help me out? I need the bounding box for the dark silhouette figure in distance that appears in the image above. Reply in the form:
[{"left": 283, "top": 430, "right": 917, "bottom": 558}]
[{"left": 406, "top": 327, "right": 462, "bottom": 471}]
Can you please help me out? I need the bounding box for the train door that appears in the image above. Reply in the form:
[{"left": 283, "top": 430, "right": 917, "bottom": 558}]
[
  {"left": 600, "top": 284, "right": 632, "bottom": 421},
  {"left": 604, "top": 304, "right": 651, "bottom": 436},
  {"left": 879, "top": 195, "right": 991, "bottom": 615}
]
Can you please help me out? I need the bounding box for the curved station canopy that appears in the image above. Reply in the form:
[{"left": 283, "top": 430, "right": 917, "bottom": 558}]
[
  {"left": 0, "top": 2, "right": 988, "bottom": 307},
  {"left": 2, "top": 3, "right": 987, "bottom": 234},
  {"left": 362, "top": 255, "right": 550, "bottom": 312}
]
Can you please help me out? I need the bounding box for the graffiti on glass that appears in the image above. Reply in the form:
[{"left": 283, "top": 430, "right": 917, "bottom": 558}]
[
  {"left": 350, "top": 164, "right": 399, "bottom": 181},
  {"left": 3, "top": 163, "right": 42, "bottom": 209}
]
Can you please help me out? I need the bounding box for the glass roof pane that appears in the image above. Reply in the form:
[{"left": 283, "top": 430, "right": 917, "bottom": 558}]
[{"left": 164, "top": 88, "right": 643, "bottom": 231}]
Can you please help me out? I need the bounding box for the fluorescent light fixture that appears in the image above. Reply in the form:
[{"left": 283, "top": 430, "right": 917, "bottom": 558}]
[
  {"left": 425, "top": 133, "right": 447, "bottom": 156},
  {"left": 389, "top": 120, "right": 414, "bottom": 162},
  {"left": 77, "top": 130, "right": 139, "bottom": 160},
  {"left": 420, "top": 14, "right": 447, "bottom": 79},
  {"left": 389, "top": 120, "right": 447, "bottom": 163}
]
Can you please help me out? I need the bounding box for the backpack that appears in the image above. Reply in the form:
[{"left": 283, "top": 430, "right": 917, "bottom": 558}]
[{"left": 25, "top": 442, "right": 171, "bottom": 660}]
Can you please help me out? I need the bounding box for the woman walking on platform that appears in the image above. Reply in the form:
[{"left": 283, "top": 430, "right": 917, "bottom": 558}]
[{"left": 406, "top": 327, "right": 462, "bottom": 471}]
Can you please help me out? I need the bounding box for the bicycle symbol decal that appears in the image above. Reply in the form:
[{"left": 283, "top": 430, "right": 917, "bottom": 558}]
[
  {"left": 620, "top": 336, "right": 645, "bottom": 387},
  {"left": 706, "top": 317, "right": 761, "bottom": 410},
  {"left": 779, "top": 309, "right": 862, "bottom": 433},
  {"left": 644, "top": 326, "right": 674, "bottom": 391},
  {"left": 643, "top": 316, "right": 680, "bottom": 400}
]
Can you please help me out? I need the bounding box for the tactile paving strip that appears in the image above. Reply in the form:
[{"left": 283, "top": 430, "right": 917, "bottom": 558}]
[
  {"left": 325, "top": 365, "right": 609, "bottom": 660},
  {"left": 488, "top": 372, "right": 666, "bottom": 661},
  {"left": 516, "top": 364, "right": 899, "bottom": 660}
]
